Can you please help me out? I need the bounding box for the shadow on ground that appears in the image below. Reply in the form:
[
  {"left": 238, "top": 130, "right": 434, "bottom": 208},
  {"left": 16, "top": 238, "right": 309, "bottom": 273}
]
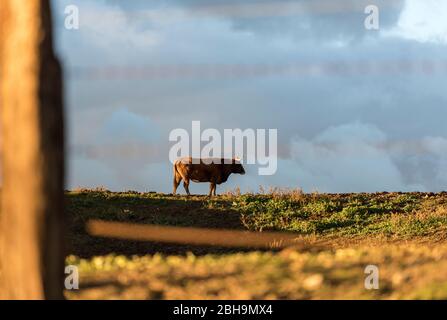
[{"left": 67, "top": 192, "right": 257, "bottom": 258}]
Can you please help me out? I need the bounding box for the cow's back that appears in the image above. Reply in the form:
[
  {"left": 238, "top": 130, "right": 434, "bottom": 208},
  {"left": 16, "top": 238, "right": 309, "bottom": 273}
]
[{"left": 175, "top": 157, "right": 223, "bottom": 183}]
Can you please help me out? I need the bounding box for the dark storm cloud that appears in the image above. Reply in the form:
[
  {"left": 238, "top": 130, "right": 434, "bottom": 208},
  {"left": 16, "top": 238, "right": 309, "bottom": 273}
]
[
  {"left": 104, "top": 0, "right": 405, "bottom": 42},
  {"left": 217, "top": 0, "right": 405, "bottom": 44}
]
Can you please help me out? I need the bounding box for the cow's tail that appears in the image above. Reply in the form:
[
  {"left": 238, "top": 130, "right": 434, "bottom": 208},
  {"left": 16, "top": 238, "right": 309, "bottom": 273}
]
[
  {"left": 172, "top": 161, "right": 180, "bottom": 195},
  {"left": 173, "top": 160, "right": 184, "bottom": 182},
  {"left": 173, "top": 160, "right": 179, "bottom": 181}
]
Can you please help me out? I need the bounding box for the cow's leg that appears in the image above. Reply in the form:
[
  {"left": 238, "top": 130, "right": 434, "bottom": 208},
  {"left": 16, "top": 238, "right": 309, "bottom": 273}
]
[
  {"left": 173, "top": 173, "right": 182, "bottom": 195},
  {"left": 183, "top": 179, "right": 191, "bottom": 196},
  {"left": 213, "top": 184, "right": 217, "bottom": 197},
  {"left": 209, "top": 182, "right": 216, "bottom": 197}
]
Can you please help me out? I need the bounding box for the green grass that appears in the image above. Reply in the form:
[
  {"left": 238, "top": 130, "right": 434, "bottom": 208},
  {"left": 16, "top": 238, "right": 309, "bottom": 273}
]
[
  {"left": 65, "top": 189, "right": 447, "bottom": 300},
  {"left": 218, "top": 192, "right": 447, "bottom": 237},
  {"left": 68, "top": 190, "right": 447, "bottom": 239}
]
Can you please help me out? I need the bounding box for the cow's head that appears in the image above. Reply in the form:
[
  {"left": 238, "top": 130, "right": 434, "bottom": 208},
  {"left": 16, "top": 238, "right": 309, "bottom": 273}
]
[{"left": 232, "top": 158, "right": 246, "bottom": 175}]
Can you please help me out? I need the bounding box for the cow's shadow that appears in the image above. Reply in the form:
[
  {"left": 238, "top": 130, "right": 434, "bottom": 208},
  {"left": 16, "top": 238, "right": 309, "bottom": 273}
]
[{"left": 67, "top": 192, "right": 263, "bottom": 258}]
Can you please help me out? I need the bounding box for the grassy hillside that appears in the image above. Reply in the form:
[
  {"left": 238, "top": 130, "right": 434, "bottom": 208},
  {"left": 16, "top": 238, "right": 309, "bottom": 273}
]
[{"left": 66, "top": 189, "right": 447, "bottom": 299}]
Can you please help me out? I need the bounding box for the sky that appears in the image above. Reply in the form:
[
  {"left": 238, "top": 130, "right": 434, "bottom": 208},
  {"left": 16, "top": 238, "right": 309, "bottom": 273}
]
[{"left": 50, "top": 0, "right": 447, "bottom": 193}]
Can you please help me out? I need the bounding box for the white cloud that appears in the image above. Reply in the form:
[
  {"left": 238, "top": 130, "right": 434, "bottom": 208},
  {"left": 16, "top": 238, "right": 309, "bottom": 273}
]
[
  {"left": 383, "top": 0, "right": 447, "bottom": 44},
  {"left": 53, "top": 0, "right": 163, "bottom": 62},
  {"left": 287, "top": 122, "right": 423, "bottom": 193},
  {"left": 82, "top": 5, "right": 161, "bottom": 49}
]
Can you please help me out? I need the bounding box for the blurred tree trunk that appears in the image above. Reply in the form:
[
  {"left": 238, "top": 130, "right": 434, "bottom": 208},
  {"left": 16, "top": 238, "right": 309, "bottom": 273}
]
[{"left": 0, "top": 0, "right": 65, "bottom": 299}]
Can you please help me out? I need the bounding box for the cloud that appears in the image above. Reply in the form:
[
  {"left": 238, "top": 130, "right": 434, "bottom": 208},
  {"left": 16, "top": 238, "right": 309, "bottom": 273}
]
[
  {"left": 101, "top": 0, "right": 405, "bottom": 46},
  {"left": 286, "top": 122, "right": 425, "bottom": 192},
  {"left": 51, "top": 0, "right": 447, "bottom": 192},
  {"left": 384, "top": 0, "right": 447, "bottom": 44},
  {"left": 53, "top": 0, "right": 162, "bottom": 66},
  {"left": 394, "top": 136, "right": 447, "bottom": 191}
]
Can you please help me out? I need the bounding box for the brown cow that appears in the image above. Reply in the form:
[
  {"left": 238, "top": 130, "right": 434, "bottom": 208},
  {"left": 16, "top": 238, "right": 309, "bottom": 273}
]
[{"left": 173, "top": 157, "right": 245, "bottom": 196}]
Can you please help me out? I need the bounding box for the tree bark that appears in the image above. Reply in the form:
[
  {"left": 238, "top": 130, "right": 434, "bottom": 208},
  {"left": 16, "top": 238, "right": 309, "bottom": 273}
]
[{"left": 0, "top": 0, "right": 65, "bottom": 299}]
